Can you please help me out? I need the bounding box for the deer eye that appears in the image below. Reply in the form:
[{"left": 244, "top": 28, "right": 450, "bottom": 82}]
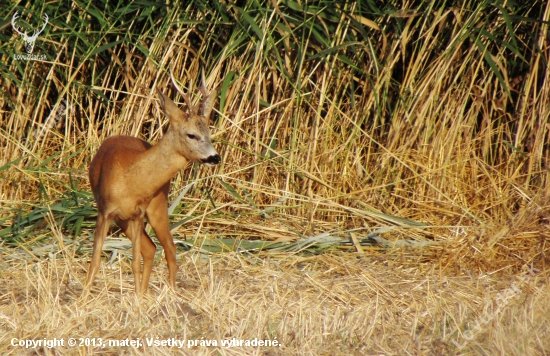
[{"left": 187, "top": 134, "right": 198, "bottom": 140}]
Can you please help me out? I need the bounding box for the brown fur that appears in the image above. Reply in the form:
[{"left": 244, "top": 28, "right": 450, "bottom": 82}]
[{"left": 86, "top": 82, "right": 220, "bottom": 295}]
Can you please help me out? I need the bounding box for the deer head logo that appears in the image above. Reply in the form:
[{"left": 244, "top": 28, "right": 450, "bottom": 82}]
[{"left": 12, "top": 11, "right": 48, "bottom": 54}]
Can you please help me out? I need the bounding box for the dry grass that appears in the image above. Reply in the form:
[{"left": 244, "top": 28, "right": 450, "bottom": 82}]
[
  {"left": 2, "top": 0, "right": 550, "bottom": 354},
  {"left": 1, "top": 218, "right": 550, "bottom": 356},
  {"left": 1, "top": 246, "right": 549, "bottom": 355}
]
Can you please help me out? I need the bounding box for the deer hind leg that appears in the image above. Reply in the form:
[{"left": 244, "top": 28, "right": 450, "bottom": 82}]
[
  {"left": 146, "top": 188, "right": 178, "bottom": 289},
  {"left": 86, "top": 212, "right": 111, "bottom": 289},
  {"left": 117, "top": 219, "right": 157, "bottom": 294}
]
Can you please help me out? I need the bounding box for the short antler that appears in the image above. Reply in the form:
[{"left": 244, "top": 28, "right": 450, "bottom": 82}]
[
  {"left": 197, "top": 68, "right": 208, "bottom": 98},
  {"left": 170, "top": 67, "right": 194, "bottom": 114},
  {"left": 198, "top": 68, "right": 217, "bottom": 121},
  {"left": 169, "top": 67, "right": 216, "bottom": 119}
]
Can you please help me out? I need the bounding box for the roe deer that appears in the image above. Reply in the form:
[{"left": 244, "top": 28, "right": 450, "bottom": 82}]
[{"left": 86, "top": 71, "right": 220, "bottom": 294}]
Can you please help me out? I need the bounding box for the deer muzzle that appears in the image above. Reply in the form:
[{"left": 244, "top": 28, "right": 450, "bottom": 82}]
[{"left": 202, "top": 154, "right": 221, "bottom": 166}]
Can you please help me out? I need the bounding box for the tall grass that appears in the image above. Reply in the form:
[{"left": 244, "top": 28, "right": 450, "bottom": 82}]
[{"left": 1, "top": 0, "right": 549, "bottom": 275}]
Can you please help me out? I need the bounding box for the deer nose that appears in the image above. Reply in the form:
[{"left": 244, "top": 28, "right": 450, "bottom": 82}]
[{"left": 202, "top": 154, "right": 221, "bottom": 166}]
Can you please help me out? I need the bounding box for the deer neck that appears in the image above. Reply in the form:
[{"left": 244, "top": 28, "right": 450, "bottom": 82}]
[{"left": 127, "top": 130, "right": 187, "bottom": 198}]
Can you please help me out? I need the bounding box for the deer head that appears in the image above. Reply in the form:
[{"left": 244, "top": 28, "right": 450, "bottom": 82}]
[
  {"left": 156, "top": 69, "right": 221, "bottom": 166},
  {"left": 12, "top": 11, "right": 49, "bottom": 54}
]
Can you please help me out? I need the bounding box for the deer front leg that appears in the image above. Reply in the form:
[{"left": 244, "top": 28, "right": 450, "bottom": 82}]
[
  {"left": 139, "top": 232, "right": 156, "bottom": 293},
  {"left": 127, "top": 217, "right": 145, "bottom": 295},
  {"left": 146, "top": 190, "right": 178, "bottom": 289},
  {"left": 117, "top": 219, "right": 157, "bottom": 294}
]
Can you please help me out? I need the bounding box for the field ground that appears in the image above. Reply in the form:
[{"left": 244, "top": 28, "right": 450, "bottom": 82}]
[{"left": 1, "top": 236, "right": 549, "bottom": 355}]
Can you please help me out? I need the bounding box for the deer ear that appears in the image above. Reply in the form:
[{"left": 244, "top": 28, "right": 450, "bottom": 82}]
[
  {"left": 157, "top": 88, "right": 188, "bottom": 122},
  {"left": 199, "top": 88, "right": 218, "bottom": 123}
]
